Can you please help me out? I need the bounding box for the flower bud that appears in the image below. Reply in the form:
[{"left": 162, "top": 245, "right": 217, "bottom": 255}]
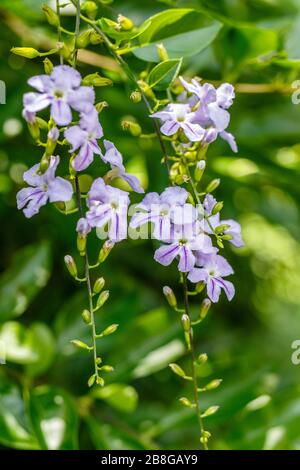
[
  {"left": 195, "top": 281, "right": 205, "bottom": 293},
  {"left": 212, "top": 201, "right": 223, "bottom": 215},
  {"left": 93, "top": 277, "right": 105, "bottom": 294},
  {"left": 215, "top": 224, "right": 230, "bottom": 235},
  {"left": 39, "top": 154, "right": 51, "bottom": 173},
  {"left": 81, "top": 1, "right": 98, "bottom": 18},
  {"left": 179, "top": 397, "right": 193, "bottom": 408},
  {"left": 76, "top": 30, "right": 92, "bottom": 48},
  {"left": 96, "top": 376, "right": 104, "bottom": 386},
  {"left": 95, "top": 101, "right": 108, "bottom": 113},
  {"left": 43, "top": 58, "right": 54, "bottom": 74},
  {"left": 181, "top": 314, "right": 190, "bottom": 332},
  {"left": 42, "top": 5, "right": 59, "bottom": 27},
  {"left": 206, "top": 379, "right": 222, "bottom": 390},
  {"left": 201, "top": 405, "right": 219, "bottom": 418},
  {"left": 11, "top": 47, "right": 40, "bottom": 59},
  {"left": 199, "top": 298, "right": 211, "bottom": 320},
  {"left": 77, "top": 234, "right": 87, "bottom": 256},
  {"left": 64, "top": 255, "right": 77, "bottom": 278},
  {"left": 156, "top": 43, "right": 169, "bottom": 61},
  {"left": 36, "top": 117, "right": 49, "bottom": 131},
  {"left": 45, "top": 127, "right": 59, "bottom": 156},
  {"left": 118, "top": 14, "right": 134, "bottom": 31},
  {"left": 96, "top": 290, "right": 110, "bottom": 309},
  {"left": 90, "top": 31, "right": 104, "bottom": 45},
  {"left": 82, "top": 73, "right": 112, "bottom": 87},
  {"left": 197, "top": 353, "right": 208, "bottom": 365},
  {"left": 130, "top": 91, "right": 142, "bottom": 103},
  {"left": 27, "top": 120, "right": 40, "bottom": 141},
  {"left": 194, "top": 160, "right": 206, "bottom": 182},
  {"left": 82, "top": 309, "right": 91, "bottom": 325},
  {"left": 121, "top": 120, "right": 142, "bottom": 137},
  {"left": 98, "top": 240, "right": 114, "bottom": 263},
  {"left": 222, "top": 234, "right": 233, "bottom": 241},
  {"left": 137, "top": 80, "right": 155, "bottom": 99},
  {"left": 185, "top": 151, "right": 197, "bottom": 161},
  {"left": 163, "top": 286, "right": 177, "bottom": 308},
  {"left": 100, "top": 324, "right": 119, "bottom": 337},
  {"left": 100, "top": 365, "right": 114, "bottom": 372},
  {"left": 206, "top": 178, "right": 220, "bottom": 193},
  {"left": 200, "top": 430, "right": 211, "bottom": 445}
]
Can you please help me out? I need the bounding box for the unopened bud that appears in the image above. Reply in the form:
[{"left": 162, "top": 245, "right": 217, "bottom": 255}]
[
  {"left": 163, "top": 286, "right": 177, "bottom": 308},
  {"left": 100, "top": 365, "right": 114, "bottom": 372},
  {"left": 45, "top": 127, "right": 59, "bottom": 156},
  {"left": 118, "top": 14, "right": 134, "bottom": 31},
  {"left": 39, "top": 154, "right": 51, "bottom": 173},
  {"left": 100, "top": 324, "right": 118, "bottom": 337},
  {"left": 28, "top": 120, "right": 40, "bottom": 141},
  {"left": 185, "top": 151, "right": 197, "bottom": 161},
  {"left": 82, "top": 309, "right": 91, "bottom": 324},
  {"left": 137, "top": 80, "right": 155, "bottom": 99},
  {"left": 121, "top": 120, "right": 142, "bottom": 137},
  {"left": 77, "top": 234, "right": 87, "bottom": 256},
  {"left": 130, "top": 91, "right": 142, "bottom": 103},
  {"left": 96, "top": 290, "right": 110, "bottom": 309},
  {"left": 215, "top": 224, "right": 230, "bottom": 235},
  {"left": 199, "top": 298, "right": 211, "bottom": 320},
  {"left": 64, "top": 255, "right": 77, "bottom": 278},
  {"left": 156, "top": 43, "right": 169, "bottom": 61},
  {"left": 195, "top": 281, "right": 205, "bottom": 293},
  {"left": 82, "top": 73, "right": 112, "bottom": 87},
  {"left": 93, "top": 277, "right": 105, "bottom": 294},
  {"left": 76, "top": 30, "right": 92, "bottom": 48},
  {"left": 194, "top": 160, "right": 206, "bottom": 182},
  {"left": 181, "top": 314, "right": 190, "bottom": 332},
  {"left": 222, "top": 234, "right": 233, "bottom": 241},
  {"left": 95, "top": 101, "right": 108, "bottom": 113},
  {"left": 206, "top": 379, "right": 222, "bottom": 390},
  {"left": 11, "top": 47, "right": 40, "bottom": 59},
  {"left": 197, "top": 353, "right": 208, "bottom": 365},
  {"left": 98, "top": 240, "right": 114, "bottom": 263},
  {"left": 200, "top": 430, "right": 211, "bottom": 445},
  {"left": 206, "top": 178, "right": 220, "bottom": 193},
  {"left": 36, "top": 117, "right": 49, "bottom": 131},
  {"left": 42, "top": 5, "right": 59, "bottom": 27},
  {"left": 212, "top": 201, "right": 223, "bottom": 215},
  {"left": 90, "top": 31, "right": 103, "bottom": 45},
  {"left": 43, "top": 58, "right": 54, "bottom": 74},
  {"left": 81, "top": 1, "right": 98, "bottom": 18}
]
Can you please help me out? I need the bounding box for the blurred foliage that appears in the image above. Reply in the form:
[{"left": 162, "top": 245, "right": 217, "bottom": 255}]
[{"left": 0, "top": 0, "right": 300, "bottom": 451}]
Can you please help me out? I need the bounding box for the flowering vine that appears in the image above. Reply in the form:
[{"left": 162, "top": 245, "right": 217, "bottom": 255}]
[{"left": 12, "top": 0, "right": 244, "bottom": 450}]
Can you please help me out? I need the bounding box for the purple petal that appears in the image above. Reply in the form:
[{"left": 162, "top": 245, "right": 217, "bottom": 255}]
[
  {"left": 153, "top": 216, "right": 171, "bottom": 241},
  {"left": 181, "top": 122, "right": 204, "bottom": 142},
  {"left": 178, "top": 246, "right": 195, "bottom": 272},
  {"left": 102, "top": 140, "right": 123, "bottom": 168},
  {"left": 72, "top": 142, "right": 94, "bottom": 171},
  {"left": 51, "top": 65, "right": 81, "bottom": 91},
  {"left": 161, "top": 186, "right": 188, "bottom": 206},
  {"left": 51, "top": 100, "right": 72, "bottom": 126},
  {"left": 220, "top": 131, "right": 238, "bottom": 153},
  {"left": 187, "top": 267, "right": 208, "bottom": 284},
  {"left": 28, "top": 75, "right": 52, "bottom": 93},
  {"left": 68, "top": 87, "right": 95, "bottom": 112},
  {"left": 160, "top": 120, "right": 180, "bottom": 136},
  {"left": 215, "top": 278, "right": 235, "bottom": 301},
  {"left": 154, "top": 242, "right": 181, "bottom": 267},
  {"left": 76, "top": 217, "right": 91, "bottom": 236},
  {"left": 65, "top": 125, "right": 87, "bottom": 152},
  {"left": 122, "top": 173, "right": 144, "bottom": 193},
  {"left": 207, "top": 278, "right": 221, "bottom": 303},
  {"left": 23, "top": 92, "right": 51, "bottom": 113},
  {"left": 17, "top": 187, "right": 48, "bottom": 218},
  {"left": 48, "top": 176, "right": 73, "bottom": 203},
  {"left": 216, "top": 83, "right": 235, "bottom": 109},
  {"left": 86, "top": 204, "right": 112, "bottom": 228},
  {"left": 22, "top": 164, "right": 42, "bottom": 187},
  {"left": 215, "top": 255, "right": 234, "bottom": 277},
  {"left": 208, "top": 103, "right": 230, "bottom": 131},
  {"left": 109, "top": 209, "right": 128, "bottom": 242}
]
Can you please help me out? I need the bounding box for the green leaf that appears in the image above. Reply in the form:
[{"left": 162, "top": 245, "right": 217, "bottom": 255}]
[
  {"left": 148, "top": 58, "right": 182, "bottom": 90},
  {"left": 132, "top": 9, "right": 222, "bottom": 62},
  {"left": 0, "top": 322, "right": 55, "bottom": 369},
  {"left": 92, "top": 383, "right": 138, "bottom": 413},
  {"left": 28, "top": 386, "right": 79, "bottom": 450},
  {"left": 0, "top": 243, "right": 51, "bottom": 322},
  {"left": 0, "top": 375, "right": 39, "bottom": 449}
]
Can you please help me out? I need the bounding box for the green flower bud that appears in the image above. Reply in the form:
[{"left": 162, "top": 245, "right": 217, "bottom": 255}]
[
  {"left": 212, "top": 201, "right": 224, "bottom": 215},
  {"left": 43, "top": 58, "right": 54, "bottom": 74},
  {"left": 95, "top": 101, "right": 108, "bottom": 113},
  {"left": 130, "top": 91, "right": 142, "bottom": 103},
  {"left": 99, "top": 324, "right": 119, "bottom": 337},
  {"left": 93, "top": 277, "right": 105, "bottom": 294},
  {"left": 82, "top": 73, "right": 112, "bottom": 87},
  {"left": 169, "top": 363, "right": 185, "bottom": 377},
  {"left": 201, "top": 405, "right": 219, "bottom": 418},
  {"left": 206, "top": 178, "right": 220, "bottom": 193},
  {"left": 11, "top": 47, "right": 40, "bottom": 59},
  {"left": 179, "top": 397, "right": 193, "bottom": 408},
  {"left": 194, "top": 160, "right": 206, "bottom": 182},
  {"left": 98, "top": 240, "right": 114, "bottom": 263},
  {"left": 90, "top": 31, "right": 104, "bottom": 45},
  {"left": 77, "top": 234, "right": 86, "bottom": 256},
  {"left": 156, "top": 43, "right": 169, "bottom": 61},
  {"left": 88, "top": 374, "right": 96, "bottom": 387},
  {"left": 82, "top": 309, "right": 91, "bottom": 325},
  {"left": 81, "top": 1, "right": 98, "bottom": 18},
  {"left": 42, "top": 5, "right": 59, "bottom": 27},
  {"left": 96, "top": 376, "right": 105, "bottom": 386},
  {"left": 222, "top": 234, "right": 233, "bottom": 241},
  {"left": 36, "top": 117, "right": 49, "bottom": 131},
  {"left": 163, "top": 286, "right": 177, "bottom": 308},
  {"left": 100, "top": 365, "right": 114, "bottom": 372},
  {"left": 215, "top": 224, "right": 230, "bottom": 235},
  {"left": 137, "top": 80, "right": 155, "bottom": 100},
  {"left": 76, "top": 30, "right": 92, "bottom": 48},
  {"left": 181, "top": 314, "right": 191, "bottom": 332},
  {"left": 206, "top": 379, "right": 222, "bottom": 390},
  {"left": 121, "top": 120, "right": 142, "bottom": 137},
  {"left": 28, "top": 120, "right": 40, "bottom": 141},
  {"left": 118, "top": 14, "right": 134, "bottom": 31},
  {"left": 64, "top": 255, "right": 77, "bottom": 278},
  {"left": 39, "top": 154, "right": 51, "bottom": 173},
  {"left": 96, "top": 290, "right": 110, "bottom": 309},
  {"left": 200, "top": 430, "right": 211, "bottom": 445},
  {"left": 195, "top": 281, "right": 205, "bottom": 293},
  {"left": 199, "top": 298, "right": 211, "bottom": 320},
  {"left": 197, "top": 353, "right": 208, "bottom": 365}
]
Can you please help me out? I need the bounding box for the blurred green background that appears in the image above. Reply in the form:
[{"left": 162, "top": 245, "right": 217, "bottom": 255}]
[{"left": 0, "top": 0, "right": 300, "bottom": 450}]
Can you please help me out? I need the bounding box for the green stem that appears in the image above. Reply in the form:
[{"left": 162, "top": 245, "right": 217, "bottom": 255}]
[
  {"left": 56, "top": 0, "right": 63, "bottom": 65},
  {"left": 182, "top": 274, "right": 208, "bottom": 450},
  {"left": 70, "top": 0, "right": 100, "bottom": 382}
]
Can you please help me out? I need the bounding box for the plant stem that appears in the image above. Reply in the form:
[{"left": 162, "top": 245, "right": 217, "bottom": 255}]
[
  {"left": 69, "top": 0, "right": 100, "bottom": 382},
  {"left": 182, "top": 274, "right": 208, "bottom": 450},
  {"left": 56, "top": 0, "right": 63, "bottom": 65}
]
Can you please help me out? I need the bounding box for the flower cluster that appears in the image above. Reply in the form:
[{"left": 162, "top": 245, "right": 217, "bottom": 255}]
[
  {"left": 130, "top": 187, "right": 243, "bottom": 303},
  {"left": 18, "top": 65, "right": 143, "bottom": 221},
  {"left": 152, "top": 77, "right": 237, "bottom": 152}
]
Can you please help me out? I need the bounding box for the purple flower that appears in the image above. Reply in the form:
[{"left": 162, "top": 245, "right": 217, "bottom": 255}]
[
  {"left": 179, "top": 77, "right": 216, "bottom": 107},
  {"left": 188, "top": 253, "right": 235, "bottom": 302},
  {"left": 23, "top": 65, "right": 95, "bottom": 126},
  {"left": 17, "top": 156, "right": 73, "bottom": 218},
  {"left": 154, "top": 223, "right": 215, "bottom": 272},
  {"left": 130, "top": 186, "right": 193, "bottom": 240},
  {"left": 84, "top": 177, "right": 129, "bottom": 242},
  {"left": 101, "top": 140, "right": 144, "bottom": 193},
  {"left": 203, "top": 195, "right": 244, "bottom": 248},
  {"left": 151, "top": 103, "right": 205, "bottom": 142},
  {"left": 76, "top": 217, "right": 91, "bottom": 236},
  {"left": 65, "top": 108, "right": 103, "bottom": 171}
]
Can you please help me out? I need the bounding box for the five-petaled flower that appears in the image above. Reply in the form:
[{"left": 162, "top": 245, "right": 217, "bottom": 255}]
[{"left": 16, "top": 155, "right": 73, "bottom": 218}]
